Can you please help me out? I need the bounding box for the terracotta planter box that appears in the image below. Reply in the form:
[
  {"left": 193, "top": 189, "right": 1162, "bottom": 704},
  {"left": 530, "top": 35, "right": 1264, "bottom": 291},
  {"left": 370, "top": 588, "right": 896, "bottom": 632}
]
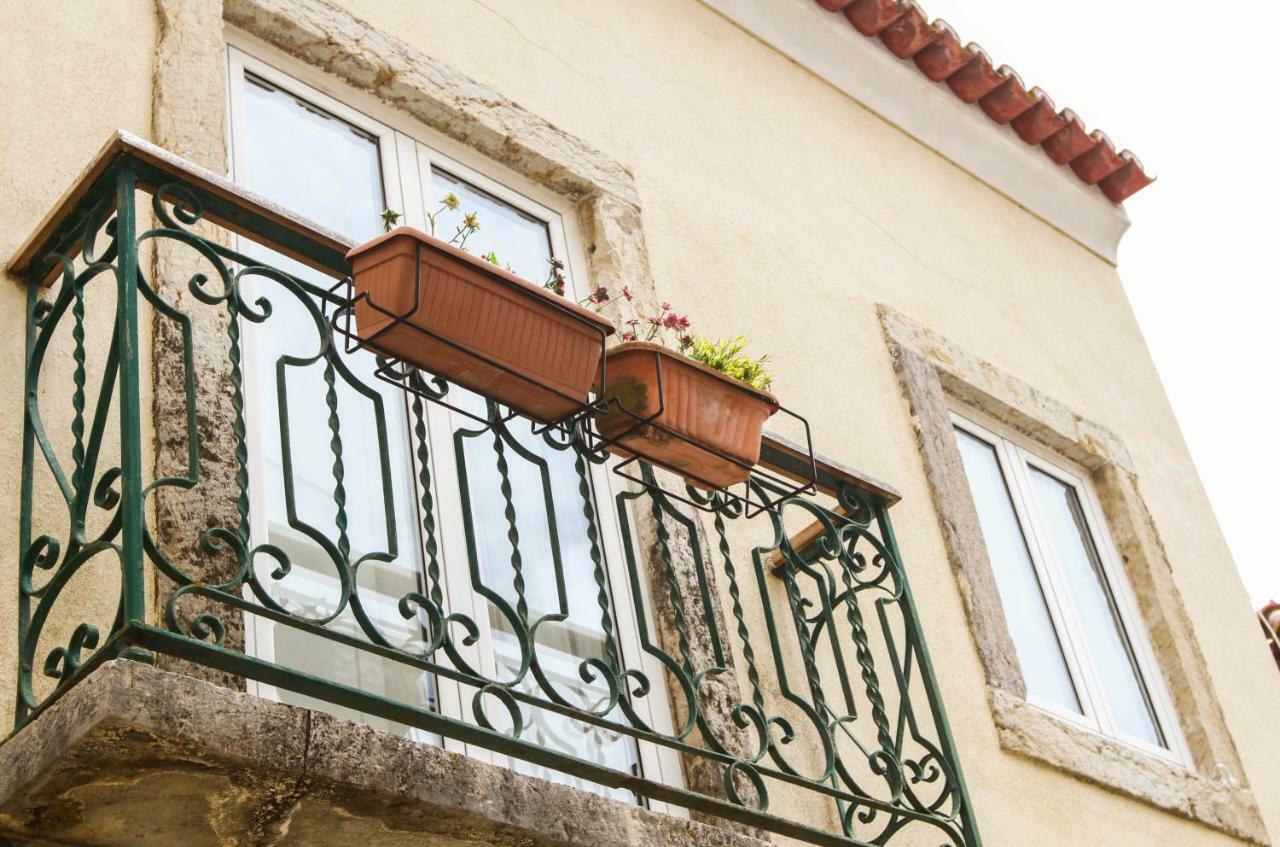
[
  {"left": 346, "top": 227, "right": 614, "bottom": 423},
  {"left": 597, "top": 342, "right": 779, "bottom": 488}
]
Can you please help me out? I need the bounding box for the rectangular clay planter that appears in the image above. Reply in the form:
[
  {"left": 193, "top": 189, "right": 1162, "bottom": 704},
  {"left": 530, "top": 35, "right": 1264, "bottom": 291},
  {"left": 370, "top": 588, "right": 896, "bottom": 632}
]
[
  {"left": 346, "top": 227, "right": 614, "bottom": 423},
  {"left": 597, "top": 342, "right": 779, "bottom": 489}
]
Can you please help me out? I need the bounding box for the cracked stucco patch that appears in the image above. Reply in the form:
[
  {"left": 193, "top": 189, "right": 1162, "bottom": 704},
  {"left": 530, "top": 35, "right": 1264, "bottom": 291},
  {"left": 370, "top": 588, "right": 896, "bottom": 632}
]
[{"left": 880, "top": 304, "right": 1267, "bottom": 844}]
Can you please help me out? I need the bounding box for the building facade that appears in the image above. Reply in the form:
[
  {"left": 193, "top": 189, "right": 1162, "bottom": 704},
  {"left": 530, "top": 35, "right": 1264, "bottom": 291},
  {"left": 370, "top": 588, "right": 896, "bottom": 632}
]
[{"left": 1, "top": 1, "right": 1276, "bottom": 845}]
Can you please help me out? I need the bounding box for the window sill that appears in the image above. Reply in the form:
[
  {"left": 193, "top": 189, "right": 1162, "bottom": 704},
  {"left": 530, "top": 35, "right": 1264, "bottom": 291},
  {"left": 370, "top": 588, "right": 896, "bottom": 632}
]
[
  {"left": 989, "top": 688, "right": 1267, "bottom": 844},
  {"left": 0, "top": 661, "right": 766, "bottom": 847}
]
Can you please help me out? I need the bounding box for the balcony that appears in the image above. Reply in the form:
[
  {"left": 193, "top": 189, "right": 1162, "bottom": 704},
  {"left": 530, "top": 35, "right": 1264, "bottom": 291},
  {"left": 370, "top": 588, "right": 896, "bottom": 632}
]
[{"left": 3, "top": 132, "right": 980, "bottom": 847}]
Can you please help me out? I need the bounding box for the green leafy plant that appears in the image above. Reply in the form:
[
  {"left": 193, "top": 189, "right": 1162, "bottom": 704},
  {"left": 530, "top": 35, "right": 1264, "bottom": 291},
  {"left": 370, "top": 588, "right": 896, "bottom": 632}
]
[
  {"left": 378, "top": 207, "right": 774, "bottom": 391},
  {"left": 582, "top": 286, "right": 774, "bottom": 392},
  {"left": 681, "top": 335, "right": 772, "bottom": 391}
]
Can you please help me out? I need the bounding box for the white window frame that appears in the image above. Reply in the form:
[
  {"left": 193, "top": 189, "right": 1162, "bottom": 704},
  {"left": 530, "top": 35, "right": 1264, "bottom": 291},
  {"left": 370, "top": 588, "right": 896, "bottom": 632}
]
[
  {"left": 225, "top": 34, "right": 685, "bottom": 806},
  {"left": 950, "top": 404, "right": 1190, "bottom": 767}
]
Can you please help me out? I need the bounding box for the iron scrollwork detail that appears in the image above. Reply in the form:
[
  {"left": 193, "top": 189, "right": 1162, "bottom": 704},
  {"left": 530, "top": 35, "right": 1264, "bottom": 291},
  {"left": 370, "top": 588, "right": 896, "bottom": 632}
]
[{"left": 17, "top": 163, "right": 979, "bottom": 847}]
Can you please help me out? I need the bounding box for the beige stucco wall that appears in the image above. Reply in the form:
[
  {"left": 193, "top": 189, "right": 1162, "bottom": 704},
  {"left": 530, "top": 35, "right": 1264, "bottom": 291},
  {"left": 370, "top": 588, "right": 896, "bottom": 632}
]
[
  {"left": 1, "top": 1, "right": 1276, "bottom": 846},
  {"left": 0, "top": 1, "right": 157, "bottom": 727}
]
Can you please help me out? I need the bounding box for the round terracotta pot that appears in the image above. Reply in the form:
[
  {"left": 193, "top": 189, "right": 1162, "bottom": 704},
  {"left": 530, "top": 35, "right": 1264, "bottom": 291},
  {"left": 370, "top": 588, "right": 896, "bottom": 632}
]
[
  {"left": 597, "top": 341, "right": 779, "bottom": 488},
  {"left": 346, "top": 227, "right": 614, "bottom": 423}
]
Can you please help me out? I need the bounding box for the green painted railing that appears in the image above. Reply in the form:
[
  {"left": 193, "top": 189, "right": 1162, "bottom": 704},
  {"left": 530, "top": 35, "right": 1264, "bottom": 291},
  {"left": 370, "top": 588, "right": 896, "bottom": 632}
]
[{"left": 12, "top": 133, "right": 980, "bottom": 847}]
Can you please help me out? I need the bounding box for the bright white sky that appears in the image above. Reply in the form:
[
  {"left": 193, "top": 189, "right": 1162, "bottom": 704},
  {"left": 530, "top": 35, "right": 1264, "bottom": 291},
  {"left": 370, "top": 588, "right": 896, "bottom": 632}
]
[{"left": 918, "top": 0, "right": 1278, "bottom": 609}]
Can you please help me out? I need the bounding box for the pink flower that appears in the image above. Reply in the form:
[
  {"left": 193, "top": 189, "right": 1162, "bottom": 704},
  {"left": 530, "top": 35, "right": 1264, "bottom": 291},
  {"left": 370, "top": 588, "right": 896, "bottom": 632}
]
[
  {"left": 662, "top": 312, "right": 687, "bottom": 330},
  {"left": 679, "top": 333, "right": 693, "bottom": 347},
  {"left": 625, "top": 318, "right": 640, "bottom": 326},
  {"left": 661, "top": 301, "right": 672, "bottom": 311},
  {"left": 621, "top": 331, "right": 636, "bottom": 341},
  {"left": 647, "top": 315, "right": 662, "bottom": 325},
  {"left": 589, "top": 286, "right": 610, "bottom": 304},
  {"left": 621, "top": 285, "right": 634, "bottom": 301}
]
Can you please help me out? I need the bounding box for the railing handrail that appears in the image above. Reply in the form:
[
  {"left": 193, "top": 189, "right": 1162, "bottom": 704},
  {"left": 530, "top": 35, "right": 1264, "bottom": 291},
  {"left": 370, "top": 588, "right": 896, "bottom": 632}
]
[
  {"left": 10, "top": 131, "right": 902, "bottom": 508},
  {"left": 7, "top": 130, "right": 354, "bottom": 285}
]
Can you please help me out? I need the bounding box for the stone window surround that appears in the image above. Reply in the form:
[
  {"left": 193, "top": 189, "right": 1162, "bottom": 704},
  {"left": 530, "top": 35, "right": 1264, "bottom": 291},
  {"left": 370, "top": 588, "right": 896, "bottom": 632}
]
[
  {"left": 879, "top": 304, "right": 1268, "bottom": 844},
  {"left": 152, "top": 0, "right": 747, "bottom": 825}
]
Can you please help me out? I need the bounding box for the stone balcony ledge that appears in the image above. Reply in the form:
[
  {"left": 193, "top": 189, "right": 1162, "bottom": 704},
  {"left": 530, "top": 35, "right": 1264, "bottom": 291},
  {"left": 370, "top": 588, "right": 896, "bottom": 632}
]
[{"left": 0, "top": 661, "right": 767, "bottom": 847}]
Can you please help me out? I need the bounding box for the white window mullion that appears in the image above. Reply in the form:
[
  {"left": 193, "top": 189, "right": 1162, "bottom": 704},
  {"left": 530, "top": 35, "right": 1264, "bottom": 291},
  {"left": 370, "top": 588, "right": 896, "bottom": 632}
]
[
  {"left": 1069, "top": 471, "right": 1192, "bottom": 764},
  {"left": 393, "top": 131, "right": 427, "bottom": 231},
  {"left": 1006, "top": 444, "right": 1118, "bottom": 738},
  {"left": 991, "top": 431, "right": 1101, "bottom": 731}
]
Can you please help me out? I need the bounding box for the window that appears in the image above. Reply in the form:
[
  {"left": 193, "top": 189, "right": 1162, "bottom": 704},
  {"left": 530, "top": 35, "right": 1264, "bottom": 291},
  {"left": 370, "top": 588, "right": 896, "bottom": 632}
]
[
  {"left": 226, "top": 41, "right": 679, "bottom": 801},
  {"left": 951, "top": 408, "right": 1188, "bottom": 763}
]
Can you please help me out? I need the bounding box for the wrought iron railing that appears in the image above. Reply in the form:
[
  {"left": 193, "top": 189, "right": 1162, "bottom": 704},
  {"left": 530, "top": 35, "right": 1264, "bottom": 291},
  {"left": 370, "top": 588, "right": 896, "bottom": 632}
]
[
  {"left": 1260, "top": 609, "right": 1280, "bottom": 672},
  {"left": 11, "top": 132, "right": 981, "bottom": 847}
]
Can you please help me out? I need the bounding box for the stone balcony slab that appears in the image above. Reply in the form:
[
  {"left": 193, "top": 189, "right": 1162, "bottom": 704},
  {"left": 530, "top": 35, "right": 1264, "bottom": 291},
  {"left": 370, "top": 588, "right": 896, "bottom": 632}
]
[{"left": 0, "top": 661, "right": 767, "bottom": 847}]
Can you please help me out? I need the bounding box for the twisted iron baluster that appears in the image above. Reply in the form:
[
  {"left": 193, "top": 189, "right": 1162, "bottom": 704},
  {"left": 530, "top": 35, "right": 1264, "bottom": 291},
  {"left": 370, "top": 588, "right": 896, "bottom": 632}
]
[
  {"left": 714, "top": 504, "right": 764, "bottom": 712},
  {"left": 491, "top": 426, "right": 526, "bottom": 622},
  {"left": 70, "top": 283, "right": 86, "bottom": 506},
  {"left": 226, "top": 291, "right": 250, "bottom": 547},
  {"left": 782, "top": 563, "right": 829, "bottom": 723},
  {"left": 648, "top": 491, "right": 693, "bottom": 674},
  {"left": 411, "top": 392, "right": 443, "bottom": 608},
  {"left": 840, "top": 553, "right": 894, "bottom": 759},
  {"left": 574, "top": 444, "right": 618, "bottom": 671},
  {"left": 322, "top": 358, "right": 349, "bottom": 563}
]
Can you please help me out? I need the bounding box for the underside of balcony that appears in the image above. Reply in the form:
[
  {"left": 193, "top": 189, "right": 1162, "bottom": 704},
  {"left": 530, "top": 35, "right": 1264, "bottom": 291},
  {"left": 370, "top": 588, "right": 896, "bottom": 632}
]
[{"left": 0, "top": 659, "right": 765, "bottom": 847}]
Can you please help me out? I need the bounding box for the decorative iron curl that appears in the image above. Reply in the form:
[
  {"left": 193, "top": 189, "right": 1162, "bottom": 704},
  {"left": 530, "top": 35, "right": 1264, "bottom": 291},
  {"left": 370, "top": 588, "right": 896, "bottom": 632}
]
[
  {"left": 723, "top": 758, "right": 770, "bottom": 812},
  {"left": 165, "top": 585, "right": 228, "bottom": 647},
  {"left": 152, "top": 182, "right": 205, "bottom": 231},
  {"left": 473, "top": 683, "right": 525, "bottom": 738},
  {"left": 42, "top": 623, "right": 100, "bottom": 681}
]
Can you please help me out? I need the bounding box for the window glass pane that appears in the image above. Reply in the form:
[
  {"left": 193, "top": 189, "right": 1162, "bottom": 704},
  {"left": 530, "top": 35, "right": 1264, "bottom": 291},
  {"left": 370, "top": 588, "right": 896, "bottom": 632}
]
[
  {"left": 954, "top": 430, "right": 1081, "bottom": 714},
  {"left": 238, "top": 73, "right": 436, "bottom": 740},
  {"left": 242, "top": 75, "right": 384, "bottom": 239},
  {"left": 433, "top": 170, "right": 641, "bottom": 800},
  {"left": 429, "top": 168, "right": 555, "bottom": 285},
  {"left": 1027, "top": 468, "right": 1164, "bottom": 747}
]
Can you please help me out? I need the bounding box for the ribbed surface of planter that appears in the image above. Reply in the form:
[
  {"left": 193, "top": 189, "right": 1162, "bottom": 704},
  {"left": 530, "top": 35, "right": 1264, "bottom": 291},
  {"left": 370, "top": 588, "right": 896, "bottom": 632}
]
[
  {"left": 598, "top": 342, "right": 779, "bottom": 488},
  {"left": 346, "top": 228, "right": 613, "bottom": 423}
]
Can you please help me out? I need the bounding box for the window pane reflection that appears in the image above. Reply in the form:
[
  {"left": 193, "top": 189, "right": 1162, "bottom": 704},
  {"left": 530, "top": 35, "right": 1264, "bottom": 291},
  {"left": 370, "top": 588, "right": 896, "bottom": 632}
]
[
  {"left": 429, "top": 168, "right": 555, "bottom": 284},
  {"left": 954, "top": 430, "right": 1081, "bottom": 714},
  {"left": 435, "top": 168, "right": 641, "bottom": 800},
  {"left": 1028, "top": 468, "right": 1164, "bottom": 747},
  {"left": 239, "top": 74, "right": 436, "bottom": 739}
]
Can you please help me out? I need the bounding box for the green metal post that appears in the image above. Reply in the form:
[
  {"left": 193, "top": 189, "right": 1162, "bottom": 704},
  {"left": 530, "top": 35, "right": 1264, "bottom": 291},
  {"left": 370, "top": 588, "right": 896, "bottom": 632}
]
[
  {"left": 875, "top": 502, "right": 983, "bottom": 846},
  {"left": 114, "top": 161, "right": 146, "bottom": 629},
  {"left": 15, "top": 276, "right": 38, "bottom": 728}
]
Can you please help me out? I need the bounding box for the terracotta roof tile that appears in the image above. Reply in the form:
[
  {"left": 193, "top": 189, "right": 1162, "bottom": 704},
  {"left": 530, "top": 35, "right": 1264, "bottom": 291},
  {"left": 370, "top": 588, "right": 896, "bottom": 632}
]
[
  {"left": 880, "top": 5, "right": 939, "bottom": 59},
  {"left": 1070, "top": 131, "right": 1126, "bottom": 184},
  {"left": 1098, "top": 152, "right": 1154, "bottom": 203},
  {"left": 913, "top": 24, "right": 969, "bottom": 81},
  {"left": 979, "top": 68, "right": 1035, "bottom": 124},
  {"left": 1041, "top": 110, "right": 1093, "bottom": 164},
  {"left": 945, "top": 46, "right": 1003, "bottom": 103},
  {"left": 1010, "top": 92, "right": 1066, "bottom": 145},
  {"left": 843, "top": 0, "right": 909, "bottom": 37},
  {"left": 812, "top": 0, "right": 1152, "bottom": 202}
]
